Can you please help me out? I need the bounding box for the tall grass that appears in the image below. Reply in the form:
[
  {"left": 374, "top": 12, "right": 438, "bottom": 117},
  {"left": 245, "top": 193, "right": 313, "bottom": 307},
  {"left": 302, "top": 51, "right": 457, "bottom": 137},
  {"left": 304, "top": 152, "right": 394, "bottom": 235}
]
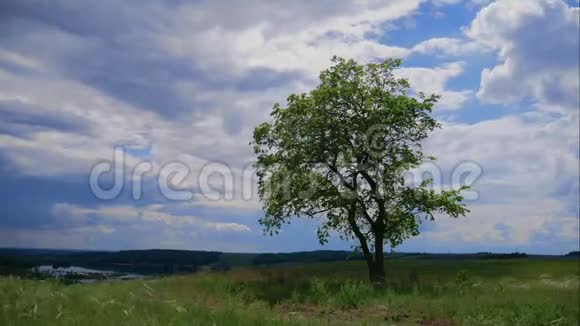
[{"left": 1, "top": 258, "right": 578, "bottom": 325}]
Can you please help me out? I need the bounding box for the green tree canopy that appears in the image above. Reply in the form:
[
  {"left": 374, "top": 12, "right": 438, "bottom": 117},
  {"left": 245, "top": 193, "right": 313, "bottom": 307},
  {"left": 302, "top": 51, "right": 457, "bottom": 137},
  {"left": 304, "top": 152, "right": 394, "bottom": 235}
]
[{"left": 251, "top": 57, "right": 469, "bottom": 283}]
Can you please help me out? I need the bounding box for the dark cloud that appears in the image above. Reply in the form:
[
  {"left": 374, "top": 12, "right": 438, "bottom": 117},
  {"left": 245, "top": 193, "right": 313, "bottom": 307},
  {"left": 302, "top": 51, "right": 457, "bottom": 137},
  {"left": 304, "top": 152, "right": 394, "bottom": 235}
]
[
  {"left": 0, "top": 0, "right": 307, "bottom": 123},
  {"left": 0, "top": 102, "right": 91, "bottom": 137},
  {"left": 0, "top": 174, "right": 89, "bottom": 229}
]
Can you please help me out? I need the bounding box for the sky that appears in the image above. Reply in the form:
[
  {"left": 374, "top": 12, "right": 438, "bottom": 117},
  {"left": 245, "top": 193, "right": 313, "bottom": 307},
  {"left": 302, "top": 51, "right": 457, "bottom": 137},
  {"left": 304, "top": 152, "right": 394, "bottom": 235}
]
[{"left": 0, "top": 0, "right": 578, "bottom": 254}]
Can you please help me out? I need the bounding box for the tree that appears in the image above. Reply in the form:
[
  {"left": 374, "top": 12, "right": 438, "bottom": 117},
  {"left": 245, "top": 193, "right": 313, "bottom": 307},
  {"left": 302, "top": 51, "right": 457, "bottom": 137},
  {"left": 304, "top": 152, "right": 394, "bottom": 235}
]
[{"left": 251, "top": 57, "right": 469, "bottom": 284}]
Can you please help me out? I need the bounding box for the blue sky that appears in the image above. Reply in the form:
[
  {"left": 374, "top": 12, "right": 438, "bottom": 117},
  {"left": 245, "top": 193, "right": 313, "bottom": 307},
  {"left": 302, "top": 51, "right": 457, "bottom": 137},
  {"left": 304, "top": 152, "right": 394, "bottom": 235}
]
[{"left": 0, "top": 0, "right": 578, "bottom": 254}]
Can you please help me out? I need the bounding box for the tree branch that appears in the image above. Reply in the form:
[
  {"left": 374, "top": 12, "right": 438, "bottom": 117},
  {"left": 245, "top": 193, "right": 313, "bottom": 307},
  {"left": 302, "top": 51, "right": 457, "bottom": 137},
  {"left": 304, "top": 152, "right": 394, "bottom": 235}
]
[{"left": 346, "top": 204, "right": 373, "bottom": 267}]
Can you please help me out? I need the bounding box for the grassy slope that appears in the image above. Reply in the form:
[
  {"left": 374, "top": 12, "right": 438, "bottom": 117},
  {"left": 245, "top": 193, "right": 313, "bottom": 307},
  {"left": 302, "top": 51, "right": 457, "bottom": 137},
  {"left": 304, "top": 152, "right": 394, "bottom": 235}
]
[{"left": 1, "top": 258, "right": 578, "bottom": 325}]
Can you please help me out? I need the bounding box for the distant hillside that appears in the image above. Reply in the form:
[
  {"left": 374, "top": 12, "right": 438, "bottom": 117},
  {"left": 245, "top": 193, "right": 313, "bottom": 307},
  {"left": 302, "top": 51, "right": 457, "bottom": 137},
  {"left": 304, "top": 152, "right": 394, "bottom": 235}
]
[
  {"left": 0, "top": 249, "right": 221, "bottom": 275},
  {"left": 252, "top": 250, "right": 364, "bottom": 265},
  {"left": 0, "top": 248, "right": 576, "bottom": 277}
]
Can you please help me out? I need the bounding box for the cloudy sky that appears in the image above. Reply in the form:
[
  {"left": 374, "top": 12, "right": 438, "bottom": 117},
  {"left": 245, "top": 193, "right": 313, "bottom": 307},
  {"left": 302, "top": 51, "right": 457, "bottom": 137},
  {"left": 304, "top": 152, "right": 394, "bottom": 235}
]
[{"left": 0, "top": 0, "right": 578, "bottom": 254}]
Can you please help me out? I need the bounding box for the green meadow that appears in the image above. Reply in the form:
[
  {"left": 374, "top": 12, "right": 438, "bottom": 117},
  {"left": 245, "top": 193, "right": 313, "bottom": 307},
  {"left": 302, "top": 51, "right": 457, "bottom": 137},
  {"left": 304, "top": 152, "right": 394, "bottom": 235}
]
[{"left": 1, "top": 257, "right": 578, "bottom": 325}]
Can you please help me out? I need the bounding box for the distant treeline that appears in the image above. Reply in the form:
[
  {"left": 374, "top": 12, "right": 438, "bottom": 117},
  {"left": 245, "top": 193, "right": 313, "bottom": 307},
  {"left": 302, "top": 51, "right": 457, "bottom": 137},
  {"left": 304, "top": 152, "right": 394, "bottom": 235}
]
[
  {"left": 252, "top": 250, "right": 365, "bottom": 265},
  {"left": 0, "top": 249, "right": 221, "bottom": 275},
  {"left": 0, "top": 249, "right": 366, "bottom": 276},
  {"left": 0, "top": 248, "right": 577, "bottom": 277},
  {"left": 476, "top": 252, "right": 528, "bottom": 259}
]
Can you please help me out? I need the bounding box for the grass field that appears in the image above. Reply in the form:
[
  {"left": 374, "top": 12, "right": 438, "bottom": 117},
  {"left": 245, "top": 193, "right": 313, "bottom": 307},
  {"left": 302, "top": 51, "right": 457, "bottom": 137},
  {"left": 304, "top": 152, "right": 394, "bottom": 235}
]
[{"left": 1, "top": 257, "right": 578, "bottom": 325}]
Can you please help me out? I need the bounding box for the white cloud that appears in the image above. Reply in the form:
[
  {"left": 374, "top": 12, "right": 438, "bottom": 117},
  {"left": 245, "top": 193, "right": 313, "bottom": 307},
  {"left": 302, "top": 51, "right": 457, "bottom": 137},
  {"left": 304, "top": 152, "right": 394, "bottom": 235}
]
[
  {"left": 419, "top": 106, "right": 579, "bottom": 250},
  {"left": 155, "top": 0, "right": 420, "bottom": 79},
  {"left": 0, "top": 227, "right": 112, "bottom": 250},
  {"left": 0, "top": 66, "right": 156, "bottom": 176},
  {"left": 0, "top": 0, "right": 577, "bottom": 252},
  {"left": 0, "top": 0, "right": 474, "bottom": 179},
  {"left": 412, "top": 37, "right": 489, "bottom": 56},
  {"left": 398, "top": 62, "right": 473, "bottom": 110},
  {"left": 51, "top": 202, "right": 251, "bottom": 233},
  {"left": 0, "top": 49, "right": 42, "bottom": 69},
  {"left": 432, "top": 0, "right": 463, "bottom": 5},
  {"left": 464, "top": 0, "right": 579, "bottom": 109},
  {"left": 0, "top": 0, "right": 430, "bottom": 179},
  {"left": 420, "top": 199, "right": 578, "bottom": 246},
  {"left": 429, "top": 110, "right": 579, "bottom": 199},
  {"left": 413, "top": 4, "right": 580, "bottom": 252}
]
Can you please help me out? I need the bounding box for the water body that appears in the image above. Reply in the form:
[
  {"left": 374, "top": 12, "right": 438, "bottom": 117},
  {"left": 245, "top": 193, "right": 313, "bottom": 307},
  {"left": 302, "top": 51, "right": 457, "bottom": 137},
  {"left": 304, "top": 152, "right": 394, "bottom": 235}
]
[{"left": 32, "top": 265, "right": 143, "bottom": 282}]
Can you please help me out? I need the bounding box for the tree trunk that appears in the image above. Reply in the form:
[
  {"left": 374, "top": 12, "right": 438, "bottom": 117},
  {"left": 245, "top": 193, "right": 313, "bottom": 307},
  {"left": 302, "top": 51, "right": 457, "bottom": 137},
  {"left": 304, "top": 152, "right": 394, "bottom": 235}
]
[
  {"left": 346, "top": 203, "right": 386, "bottom": 285},
  {"left": 359, "top": 242, "right": 385, "bottom": 285},
  {"left": 371, "top": 238, "right": 385, "bottom": 285},
  {"left": 371, "top": 218, "right": 385, "bottom": 285},
  {"left": 369, "top": 261, "right": 385, "bottom": 285},
  {"left": 360, "top": 236, "right": 386, "bottom": 285}
]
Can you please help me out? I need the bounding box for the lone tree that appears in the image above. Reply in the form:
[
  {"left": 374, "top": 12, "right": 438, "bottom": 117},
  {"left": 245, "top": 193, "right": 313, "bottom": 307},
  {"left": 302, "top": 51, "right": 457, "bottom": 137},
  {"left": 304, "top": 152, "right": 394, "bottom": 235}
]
[{"left": 251, "top": 57, "right": 469, "bottom": 284}]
